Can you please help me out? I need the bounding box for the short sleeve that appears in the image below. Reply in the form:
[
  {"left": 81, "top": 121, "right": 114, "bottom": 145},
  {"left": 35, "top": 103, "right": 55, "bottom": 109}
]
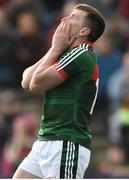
[{"left": 54, "top": 48, "right": 95, "bottom": 80}]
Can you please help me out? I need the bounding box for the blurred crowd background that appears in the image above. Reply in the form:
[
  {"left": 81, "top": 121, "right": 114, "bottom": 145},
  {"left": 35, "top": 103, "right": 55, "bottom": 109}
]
[{"left": 0, "top": 0, "right": 129, "bottom": 178}]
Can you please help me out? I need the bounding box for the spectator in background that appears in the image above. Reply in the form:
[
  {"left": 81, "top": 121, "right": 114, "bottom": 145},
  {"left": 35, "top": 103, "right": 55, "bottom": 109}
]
[
  {"left": 116, "top": 0, "right": 129, "bottom": 19},
  {"left": 0, "top": 10, "right": 16, "bottom": 87},
  {"left": 95, "top": 33, "right": 122, "bottom": 106},
  {"left": 96, "top": 144, "right": 129, "bottom": 178},
  {"left": 108, "top": 91, "right": 129, "bottom": 162},
  {"left": 0, "top": 90, "right": 21, "bottom": 154},
  {"left": 7, "top": 0, "right": 43, "bottom": 28},
  {"left": 0, "top": 0, "right": 10, "bottom": 9},
  {"left": 107, "top": 14, "right": 129, "bottom": 52},
  {"left": 10, "top": 0, "right": 32, "bottom": 5},
  {"left": 0, "top": 114, "right": 38, "bottom": 178},
  {"left": 12, "top": 10, "right": 47, "bottom": 86},
  {"left": 107, "top": 50, "right": 129, "bottom": 111},
  {"left": 0, "top": 115, "right": 6, "bottom": 155}
]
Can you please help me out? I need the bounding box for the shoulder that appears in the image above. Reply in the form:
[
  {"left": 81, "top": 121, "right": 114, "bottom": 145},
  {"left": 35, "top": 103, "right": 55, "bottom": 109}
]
[
  {"left": 61, "top": 44, "right": 95, "bottom": 61},
  {"left": 74, "top": 44, "right": 97, "bottom": 66}
]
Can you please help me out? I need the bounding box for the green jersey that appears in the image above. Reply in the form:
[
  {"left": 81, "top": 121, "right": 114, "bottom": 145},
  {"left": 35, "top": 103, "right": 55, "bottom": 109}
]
[{"left": 38, "top": 42, "right": 99, "bottom": 149}]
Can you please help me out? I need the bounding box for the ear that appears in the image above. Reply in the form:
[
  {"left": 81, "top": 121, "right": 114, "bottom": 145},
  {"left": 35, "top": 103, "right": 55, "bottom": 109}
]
[{"left": 79, "top": 27, "right": 90, "bottom": 37}]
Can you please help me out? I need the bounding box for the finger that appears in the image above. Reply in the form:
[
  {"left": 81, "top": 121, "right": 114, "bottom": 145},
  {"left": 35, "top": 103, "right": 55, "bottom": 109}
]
[
  {"left": 59, "top": 21, "right": 68, "bottom": 33},
  {"left": 54, "top": 22, "right": 63, "bottom": 34},
  {"left": 60, "top": 20, "right": 69, "bottom": 34},
  {"left": 65, "top": 21, "right": 71, "bottom": 34}
]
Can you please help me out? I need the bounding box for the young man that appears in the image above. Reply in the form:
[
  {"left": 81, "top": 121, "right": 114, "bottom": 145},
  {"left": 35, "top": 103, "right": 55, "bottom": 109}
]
[{"left": 13, "top": 4, "right": 105, "bottom": 179}]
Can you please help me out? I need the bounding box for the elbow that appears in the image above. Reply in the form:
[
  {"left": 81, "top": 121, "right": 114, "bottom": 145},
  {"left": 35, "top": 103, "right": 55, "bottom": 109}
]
[
  {"left": 29, "top": 83, "right": 37, "bottom": 93},
  {"left": 29, "top": 80, "right": 42, "bottom": 94},
  {"left": 21, "top": 80, "right": 29, "bottom": 91}
]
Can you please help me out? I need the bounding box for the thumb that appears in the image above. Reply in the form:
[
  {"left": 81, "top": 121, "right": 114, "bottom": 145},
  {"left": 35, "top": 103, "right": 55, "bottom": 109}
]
[{"left": 69, "top": 36, "right": 78, "bottom": 46}]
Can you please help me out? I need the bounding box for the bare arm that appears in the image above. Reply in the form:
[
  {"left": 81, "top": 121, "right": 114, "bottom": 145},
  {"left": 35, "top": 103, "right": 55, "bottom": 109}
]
[
  {"left": 21, "top": 58, "right": 43, "bottom": 90},
  {"left": 21, "top": 21, "right": 71, "bottom": 91},
  {"left": 21, "top": 47, "right": 59, "bottom": 90},
  {"left": 29, "top": 48, "right": 65, "bottom": 94},
  {"left": 29, "top": 20, "right": 76, "bottom": 94}
]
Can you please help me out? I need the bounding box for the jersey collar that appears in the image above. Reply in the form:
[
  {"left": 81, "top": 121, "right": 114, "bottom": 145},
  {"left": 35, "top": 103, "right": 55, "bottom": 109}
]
[
  {"left": 71, "top": 41, "right": 94, "bottom": 49},
  {"left": 83, "top": 41, "right": 94, "bottom": 46}
]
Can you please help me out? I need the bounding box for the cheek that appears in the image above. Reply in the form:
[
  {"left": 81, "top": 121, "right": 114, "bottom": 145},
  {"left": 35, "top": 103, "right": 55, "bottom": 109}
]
[
  {"left": 71, "top": 26, "right": 80, "bottom": 36},
  {"left": 71, "top": 23, "right": 81, "bottom": 35}
]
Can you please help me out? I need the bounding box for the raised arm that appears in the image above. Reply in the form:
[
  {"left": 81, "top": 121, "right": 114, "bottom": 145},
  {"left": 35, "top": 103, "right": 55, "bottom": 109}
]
[
  {"left": 21, "top": 47, "right": 59, "bottom": 91},
  {"left": 21, "top": 20, "right": 74, "bottom": 92},
  {"left": 29, "top": 20, "right": 76, "bottom": 94}
]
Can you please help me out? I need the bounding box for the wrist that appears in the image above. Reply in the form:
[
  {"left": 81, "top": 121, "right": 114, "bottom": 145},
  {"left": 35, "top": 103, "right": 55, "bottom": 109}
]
[
  {"left": 41, "top": 47, "right": 62, "bottom": 66},
  {"left": 50, "top": 47, "right": 63, "bottom": 57}
]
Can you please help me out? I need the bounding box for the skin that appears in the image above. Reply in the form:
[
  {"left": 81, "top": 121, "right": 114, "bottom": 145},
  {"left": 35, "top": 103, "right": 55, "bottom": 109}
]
[
  {"left": 62, "top": 8, "right": 89, "bottom": 40},
  {"left": 13, "top": 8, "right": 90, "bottom": 179},
  {"left": 21, "top": 8, "right": 90, "bottom": 94}
]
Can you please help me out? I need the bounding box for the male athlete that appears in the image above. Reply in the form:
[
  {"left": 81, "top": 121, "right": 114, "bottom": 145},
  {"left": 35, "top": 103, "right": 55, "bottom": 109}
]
[{"left": 13, "top": 4, "right": 105, "bottom": 179}]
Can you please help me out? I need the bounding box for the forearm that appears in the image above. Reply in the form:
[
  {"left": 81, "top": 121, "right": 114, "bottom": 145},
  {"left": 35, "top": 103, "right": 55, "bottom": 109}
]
[
  {"left": 22, "top": 20, "right": 72, "bottom": 93},
  {"left": 35, "top": 47, "right": 60, "bottom": 70},
  {"left": 21, "top": 59, "right": 43, "bottom": 90},
  {"left": 29, "top": 48, "right": 61, "bottom": 93},
  {"left": 21, "top": 48, "right": 59, "bottom": 90}
]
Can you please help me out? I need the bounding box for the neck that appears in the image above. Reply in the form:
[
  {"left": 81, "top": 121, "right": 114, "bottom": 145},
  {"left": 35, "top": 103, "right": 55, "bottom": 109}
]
[{"left": 70, "top": 38, "right": 85, "bottom": 48}]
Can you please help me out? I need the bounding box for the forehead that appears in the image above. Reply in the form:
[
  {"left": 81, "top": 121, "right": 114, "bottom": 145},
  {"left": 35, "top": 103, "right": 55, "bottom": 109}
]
[{"left": 70, "top": 8, "right": 88, "bottom": 17}]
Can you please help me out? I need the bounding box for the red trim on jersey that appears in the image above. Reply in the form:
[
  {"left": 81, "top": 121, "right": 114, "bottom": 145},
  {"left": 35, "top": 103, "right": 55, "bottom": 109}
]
[
  {"left": 84, "top": 41, "right": 94, "bottom": 46},
  {"left": 57, "top": 69, "right": 69, "bottom": 80},
  {"left": 54, "top": 62, "right": 69, "bottom": 80},
  {"left": 92, "top": 64, "right": 99, "bottom": 80}
]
